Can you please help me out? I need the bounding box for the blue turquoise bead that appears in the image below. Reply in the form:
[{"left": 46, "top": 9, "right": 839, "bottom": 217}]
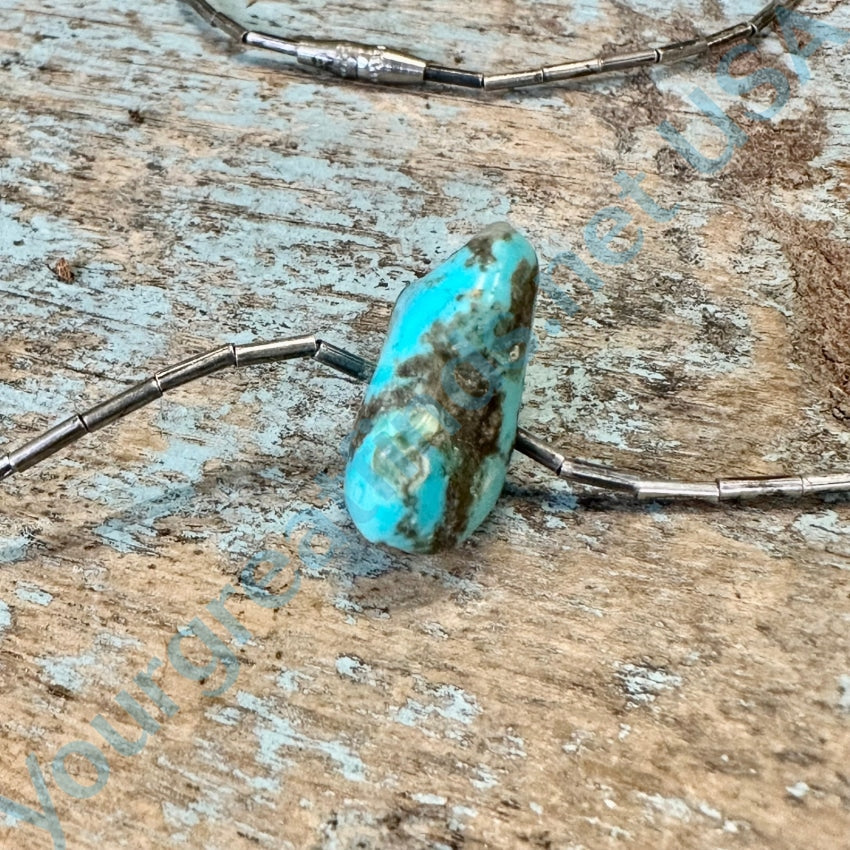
[{"left": 344, "top": 222, "right": 539, "bottom": 553}]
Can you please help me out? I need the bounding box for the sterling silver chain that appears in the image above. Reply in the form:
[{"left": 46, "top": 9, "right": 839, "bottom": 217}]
[
  {"left": 184, "top": 0, "right": 802, "bottom": 90},
  {"left": 4, "top": 335, "right": 850, "bottom": 501}
]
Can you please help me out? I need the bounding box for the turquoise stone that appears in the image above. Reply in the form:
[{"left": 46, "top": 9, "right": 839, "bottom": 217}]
[{"left": 344, "top": 222, "right": 539, "bottom": 553}]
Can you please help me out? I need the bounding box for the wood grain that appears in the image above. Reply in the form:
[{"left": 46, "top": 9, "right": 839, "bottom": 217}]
[{"left": 1, "top": 2, "right": 849, "bottom": 848}]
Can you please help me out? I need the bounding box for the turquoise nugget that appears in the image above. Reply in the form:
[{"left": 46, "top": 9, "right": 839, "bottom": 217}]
[{"left": 344, "top": 223, "right": 539, "bottom": 553}]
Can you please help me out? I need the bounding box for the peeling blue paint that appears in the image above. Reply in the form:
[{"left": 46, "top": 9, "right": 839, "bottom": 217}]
[
  {"left": 391, "top": 678, "right": 481, "bottom": 736},
  {"left": 469, "top": 765, "right": 498, "bottom": 791},
  {"left": 276, "top": 668, "right": 310, "bottom": 695},
  {"left": 617, "top": 663, "right": 683, "bottom": 707},
  {"left": 37, "top": 653, "right": 96, "bottom": 694},
  {"left": 236, "top": 690, "right": 366, "bottom": 782},
  {"left": 14, "top": 583, "right": 52, "bottom": 606},
  {"left": 335, "top": 655, "right": 375, "bottom": 686},
  {"left": 793, "top": 509, "right": 850, "bottom": 559},
  {"left": 0, "top": 535, "right": 31, "bottom": 565},
  {"left": 206, "top": 706, "right": 242, "bottom": 727}
]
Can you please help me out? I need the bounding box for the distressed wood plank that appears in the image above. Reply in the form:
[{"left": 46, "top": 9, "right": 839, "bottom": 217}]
[{"left": 1, "top": 1, "right": 849, "bottom": 848}]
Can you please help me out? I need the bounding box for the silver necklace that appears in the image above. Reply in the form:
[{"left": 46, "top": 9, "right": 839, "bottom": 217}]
[{"left": 184, "top": 0, "right": 801, "bottom": 90}]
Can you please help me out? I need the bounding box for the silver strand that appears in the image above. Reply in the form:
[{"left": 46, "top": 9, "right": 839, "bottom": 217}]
[
  {"left": 183, "top": 0, "right": 803, "bottom": 90},
  {"left": 3, "top": 341, "right": 849, "bottom": 502},
  {"left": 1, "top": 336, "right": 320, "bottom": 480},
  {"left": 513, "top": 430, "right": 850, "bottom": 501}
]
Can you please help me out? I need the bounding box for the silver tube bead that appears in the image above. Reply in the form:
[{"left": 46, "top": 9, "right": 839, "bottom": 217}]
[
  {"left": 243, "top": 31, "right": 299, "bottom": 57},
  {"left": 635, "top": 480, "right": 720, "bottom": 501},
  {"left": 656, "top": 37, "right": 709, "bottom": 64},
  {"left": 0, "top": 336, "right": 330, "bottom": 480},
  {"left": 314, "top": 341, "right": 376, "bottom": 381},
  {"left": 802, "top": 474, "right": 850, "bottom": 494},
  {"left": 81, "top": 377, "right": 163, "bottom": 433},
  {"left": 543, "top": 58, "right": 605, "bottom": 83},
  {"left": 600, "top": 50, "right": 659, "bottom": 74},
  {"left": 558, "top": 459, "right": 643, "bottom": 494},
  {"left": 155, "top": 345, "right": 236, "bottom": 392},
  {"left": 8, "top": 415, "right": 88, "bottom": 474},
  {"left": 483, "top": 69, "right": 546, "bottom": 90},
  {"left": 514, "top": 428, "right": 564, "bottom": 474},
  {"left": 717, "top": 476, "right": 804, "bottom": 499},
  {"left": 234, "top": 336, "right": 318, "bottom": 367},
  {"left": 707, "top": 22, "right": 758, "bottom": 50}
]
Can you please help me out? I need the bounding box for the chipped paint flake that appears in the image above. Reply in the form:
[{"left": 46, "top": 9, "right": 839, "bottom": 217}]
[
  {"left": 0, "top": 535, "right": 30, "bottom": 565},
  {"left": 470, "top": 765, "right": 498, "bottom": 791},
  {"left": 335, "top": 655, "right": 374, "bottom": 684},
  {"left": 37, "top": 652, "right": 96, "bottom": 693},
  {"left": 786, "top": 781, "right": 809, "bottom": 800},
  {"left": 793, "top": 510, "right": 850, "bottom": 561},
  {"left": 411, "top": 792, "right": 446, "bottom": 806},
  {"left": 390, "top": 679, "right": 481, "bottom": 739},
  {"left": 838, "top": 675, "right": 850, "bottom": 712},
  {"left": 636, "top": 792, "right": 692, "bottom": 821},
  {"left": 237, "top": 690, "right": 366, "bottom": 783},
  {"left": 14, "top": 582, "right": 52, "bottom": 606},
  {"left": 616, "top": 663, "right": 683, "bottom": 706},
  {"left": 276, "top": 668, "right": 311, "bottom": 695}
]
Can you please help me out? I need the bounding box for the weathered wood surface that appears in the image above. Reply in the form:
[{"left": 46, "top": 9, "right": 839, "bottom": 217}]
[{"left": 1, "top": 1, "right": 849, "bottom": 848}]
